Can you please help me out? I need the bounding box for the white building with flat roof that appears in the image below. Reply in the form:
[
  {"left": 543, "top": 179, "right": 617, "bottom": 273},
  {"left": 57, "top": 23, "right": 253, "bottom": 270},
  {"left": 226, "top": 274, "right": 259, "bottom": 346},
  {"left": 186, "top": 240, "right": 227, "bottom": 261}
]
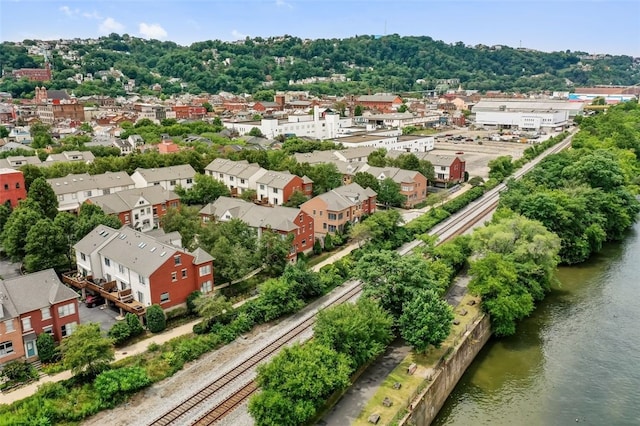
[{"left": 473, "top": 99, "right": 582, "bottom": 130}]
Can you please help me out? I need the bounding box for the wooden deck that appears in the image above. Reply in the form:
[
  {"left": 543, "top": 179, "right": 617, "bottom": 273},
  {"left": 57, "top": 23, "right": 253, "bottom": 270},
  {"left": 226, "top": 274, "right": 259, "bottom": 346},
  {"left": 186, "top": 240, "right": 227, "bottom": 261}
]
[{"left": 62, "top": 272, "right": 146, "bottom": 317}]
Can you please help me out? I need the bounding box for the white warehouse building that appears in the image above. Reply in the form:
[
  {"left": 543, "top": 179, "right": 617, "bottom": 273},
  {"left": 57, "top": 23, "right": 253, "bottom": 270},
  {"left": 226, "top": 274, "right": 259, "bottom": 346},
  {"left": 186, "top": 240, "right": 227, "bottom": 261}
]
[
  {"left": 223, "top": 107, "right": 352, "bottom": 140},
  {"left": 473, "top": 99, "right": 582, "bottom": 131}
]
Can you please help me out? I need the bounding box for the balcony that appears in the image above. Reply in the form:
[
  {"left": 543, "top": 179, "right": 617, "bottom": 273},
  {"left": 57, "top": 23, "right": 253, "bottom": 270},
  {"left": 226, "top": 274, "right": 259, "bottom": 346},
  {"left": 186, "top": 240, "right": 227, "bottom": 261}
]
[{"left": 62, "top": 272, "right": 145, "bottom": 316}]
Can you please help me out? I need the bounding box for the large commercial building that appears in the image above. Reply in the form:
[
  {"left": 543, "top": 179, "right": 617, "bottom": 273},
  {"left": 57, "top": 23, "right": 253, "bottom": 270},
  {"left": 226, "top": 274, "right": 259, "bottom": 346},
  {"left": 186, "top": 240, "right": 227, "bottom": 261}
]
[{"left": 473, "top": 99, "right": 583, "bottom": 131}]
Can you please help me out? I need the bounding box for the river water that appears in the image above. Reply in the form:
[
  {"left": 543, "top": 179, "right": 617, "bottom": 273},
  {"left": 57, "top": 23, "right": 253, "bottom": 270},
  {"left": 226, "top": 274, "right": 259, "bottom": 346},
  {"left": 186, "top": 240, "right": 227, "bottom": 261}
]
[{"left": 433, "top": 222, "right": 640, "bottom": 426}]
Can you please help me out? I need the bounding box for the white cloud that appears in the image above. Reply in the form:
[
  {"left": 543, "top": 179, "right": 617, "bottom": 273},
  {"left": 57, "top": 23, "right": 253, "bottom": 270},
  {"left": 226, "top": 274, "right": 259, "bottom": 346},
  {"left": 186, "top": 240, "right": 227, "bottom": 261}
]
[
  {"left": 275, "top": 0, "right": 292, "bottom": 8},
  {"left": 82, "top": 11, "right": 102, "bottom": 20},
  {"left": 231, "top": 29, "right": 249, "bottom": 40},
  {"left": 59, "top": 6, "right": 79, "bottom": 17},
  {"left": 139, "top": 22, "right": 168, "bottom": 40},
  {"left": 99, "top": 17, "right": 125, "bottom": 34}
]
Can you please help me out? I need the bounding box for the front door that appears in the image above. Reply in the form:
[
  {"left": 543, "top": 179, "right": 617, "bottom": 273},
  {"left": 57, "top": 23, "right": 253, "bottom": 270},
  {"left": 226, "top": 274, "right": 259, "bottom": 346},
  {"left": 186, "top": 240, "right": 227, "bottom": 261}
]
[{"left": 25, "top": 340, "right": 37, "bottom": 358}]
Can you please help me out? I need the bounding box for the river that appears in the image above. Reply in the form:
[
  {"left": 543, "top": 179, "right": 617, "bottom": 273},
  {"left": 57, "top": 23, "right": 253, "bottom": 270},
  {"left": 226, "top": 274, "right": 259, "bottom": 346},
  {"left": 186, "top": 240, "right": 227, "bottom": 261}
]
[{"left": 433, "top": 222, "right": 640, "bottom": 426}]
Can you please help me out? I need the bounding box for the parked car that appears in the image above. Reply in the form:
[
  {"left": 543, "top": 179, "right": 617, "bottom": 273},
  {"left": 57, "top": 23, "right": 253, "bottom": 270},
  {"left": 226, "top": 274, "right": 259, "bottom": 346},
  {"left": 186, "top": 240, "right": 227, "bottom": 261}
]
[{"left": 85, "top": 293, "right": 105, "bottom": 308}]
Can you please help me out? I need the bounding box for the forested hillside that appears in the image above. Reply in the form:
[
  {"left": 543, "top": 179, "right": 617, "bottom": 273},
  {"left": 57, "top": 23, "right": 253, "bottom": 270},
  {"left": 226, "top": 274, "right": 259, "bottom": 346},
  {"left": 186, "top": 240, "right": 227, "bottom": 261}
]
[{"left": 1, "top": 34, "right": 638, "bottom": 98}]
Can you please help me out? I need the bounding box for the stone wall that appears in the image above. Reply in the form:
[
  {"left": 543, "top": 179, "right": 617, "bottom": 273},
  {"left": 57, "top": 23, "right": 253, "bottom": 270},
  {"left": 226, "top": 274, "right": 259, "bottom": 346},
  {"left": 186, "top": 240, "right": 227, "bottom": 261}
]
[{"left": 400, "top": 314, "right": 492, "bottom": 426}]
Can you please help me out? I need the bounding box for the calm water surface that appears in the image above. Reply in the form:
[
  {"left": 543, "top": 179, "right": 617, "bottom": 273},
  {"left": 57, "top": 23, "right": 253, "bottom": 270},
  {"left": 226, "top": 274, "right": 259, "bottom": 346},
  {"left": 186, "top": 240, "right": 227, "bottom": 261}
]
[{"left": 433, "top": 222, "right": 640, "bottom": 426}]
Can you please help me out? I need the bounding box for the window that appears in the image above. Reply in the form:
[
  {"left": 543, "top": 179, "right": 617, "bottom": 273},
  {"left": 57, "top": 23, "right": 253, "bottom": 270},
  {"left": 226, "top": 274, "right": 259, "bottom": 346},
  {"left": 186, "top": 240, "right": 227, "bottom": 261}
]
[
  {"left": 138, "top": 275, "right": 146, "bottom": 285},
  {"left": 186, "top": 178, "right": 193, "bottom": 184},
  {"left": 240, "top": 179, "right": 245, "bottom": 184},
  {"left": 219, "top": 173, "right": 224, "bottom": 178},
  {"left": 15, "top": 183, "right": 20, "bottom": 189},
  {"left": 160, "top": 292, "right": 170, "bottom": 303},
  {"left": 259, "top": 184, "right": 265, "bottom": 190},
  {"left": 0, "top": 341, "right": 14, "bottom": 357},
  {"left": 80, "top": 253, "right": 86, "bottom": 261},
  {"left": 328, "top": 213, "right": 337, "bottom": 220},
  {"left": 61, "top": 322, "right": 77, "bottom": 337},
  {"left": 174, "top": 255, "right": 181, "bottom": 266},
  {"left": 104, "top": 258, "right": 111, "bottom": 267},
  {"left": 57, "top": 195, "right": 64, "bottom": 201},
  {"left": 153, "top": 207, "right": 158, "bottom": 216},
  {"left": 229, "top": 176, "right": 234, "bottom": 181},
  {"left": 58, "top": 303, "right": 76, "bottom": 318},
  {"left": 181, "top": 269, "right": 187, "bottom": 279},
  {"left": 171, "top": 272, "right": 177, "bottom": 282},
  {"left": 328, "top": 225, "right": 337, "bottom": 232},
  {"left": 124, "top": 214, "right": 130, "bottom": 223},
  {"left": 323, "top": 222, "right": 327, "bottom": 229},
  {"left": 137, "top": 291, "right": 144, "bottom": 304},
  {"left": 71, "top": 193, "right": 77, "bottom": 199},
  {"left": 201, "top": 281, "right": 213, "bottom": 293},
  {"left": 118, "top": 264, "right": 125, "bottom": 274},
  {"left": 162, "top": 203, "right": 167, "bottom": 211},
  {"left": 84, "top": 190, "right": 92, "bottom": 197},
  {"left": 22, "top": 317, "right": 32, "bottom": 331},
  {"left": 43, "top": 326, "right": 53, "bottom": 335},
  {"left": 170, "top": 180, "right": 177, "bottom": 186},
  {"left": 4, "top": 320, "right": 14, "bottom": 333},
  {"left": 3, "top": 184, "right": 8, "bottom": 190},
  {"left": 199, "top": 265, "right": 211, "bottom": 276},
  {"left": 273, "top": 188, "right": 278, "bottom": 194},
  {"left": 41, "top": 308, "right": 51, "bottom": 320}
]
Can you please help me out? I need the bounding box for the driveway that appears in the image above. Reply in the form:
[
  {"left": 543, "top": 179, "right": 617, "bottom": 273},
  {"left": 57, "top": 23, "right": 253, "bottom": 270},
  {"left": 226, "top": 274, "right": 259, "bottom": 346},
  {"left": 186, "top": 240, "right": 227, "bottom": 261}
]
[
  {"left": 78, "top": 301, "right": 120, "bottom": 333},
  {"left": 0, "top": 257, "right": 22, "bottom": 280}
]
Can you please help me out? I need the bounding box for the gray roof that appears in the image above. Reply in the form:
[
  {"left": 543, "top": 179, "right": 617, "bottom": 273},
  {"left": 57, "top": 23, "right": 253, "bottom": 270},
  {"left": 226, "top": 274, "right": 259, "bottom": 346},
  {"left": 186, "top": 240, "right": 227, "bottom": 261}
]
[
  {"left": 205, "top": 158, "right": 264, "bottom": 179},
  {"left": 133, "top": 164, "right": 196, "bottom": 183},
  {"left": 256, "top": 170, "right": 298, "bottom": 189},
  {"left": 335, "top": 146, "right": 379, "bottom": 160},
  {"left": 45, "top": 150, "right": 95, "bottom": 163},
  {"left": 47, "top": 171, "right": 134, "bottom": 195},
  {"left": 74, "top": 224, "right": 119, "bottom": 255},
  {"left": 2, "top": 269, "right": 78, "bottom": 315},
  {"left": 87, "top": 186, "right": 179, "bottom": 215},
  {"left": 189, "top": 247, "right": 215, "bottom": 264},
  {"left": 0, "top": 142, "right": 35, "bottom": 152},
  {"left": 146, "top": 229, "right": 183, "bottom": 247},
  {"left": 0, "top": 155, "right": 41, "bottom": 169},
  {"left": 305, "top": 183, "right": 376, "bottom": 212},
  {"left": 92, "top": 226, "right": 184, "bottom": 277},
  {"left": 293, "top": 150, "right": 337, "bottom": 165},
  {"left": 361, "top": 165, "right": 423, "bottom": 184},
  {"left": 201, "top": 196, "right": 303, "bottom": 233}
]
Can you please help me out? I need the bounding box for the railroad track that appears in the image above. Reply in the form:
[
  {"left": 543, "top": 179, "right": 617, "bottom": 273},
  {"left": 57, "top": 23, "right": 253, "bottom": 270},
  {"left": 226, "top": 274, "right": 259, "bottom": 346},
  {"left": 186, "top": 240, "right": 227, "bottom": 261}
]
[
  {"left": 148, "top": 282, "right": 363, "bottom": 426},
  {"left": 149, "top": 132, "right": 576, "bottom": 426}
]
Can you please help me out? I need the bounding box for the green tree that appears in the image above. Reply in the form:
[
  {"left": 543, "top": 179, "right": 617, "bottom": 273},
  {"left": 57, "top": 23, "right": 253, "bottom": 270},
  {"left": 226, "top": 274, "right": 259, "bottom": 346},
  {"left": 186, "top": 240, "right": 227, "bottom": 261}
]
[
  {"left": 255, "top": 278, "right": 304, "bottom": 322},
  {"left": 306, "top": 163, "right": 342, "bottom": 196},
  {"left": 354, "top": 105, "right": 363, "bottom": 116},
  {"left": 367, "top": 148, "right": 387, "bottom": 167},
  {"left": 18, "top": 164, "right": 44, "bottom": 191},
  {"left": 27, "top": 177, "right": 58, "bottom": 219},
  {"left": 0, "top": 203, "right": 11, "bottom": 234},
  {"left": 360, "top": 209, "right": 403, "bottom": 245},
  {"left": 1, "top": 200, "right": 43, "bottom": 261},
  {"left": 175, "top": 174, "right": 231, "bottom": 205},
  {"left": 0, "top": 126, "right": 9, "bottom": 138},
  {"left": 314, "top": 298, "right": 394, "bottom": 369},
  {"left": 36, "top": 332, "right": 58, "bottom": 363},
  {"left": 249, "top": 342, "right": 351, "bottom": 426},
  {"left": 248, "top": 127, "right": 264, "bottom": 137},
  {"left": 399, "top": 289, "right": 454, "bottom": 351},
  {"left": 258, "top": 230, "right": 294, "bottom": 277},
  {"left": 240, "top": 189, "right": 257, "bottom": 202},
  {"left": 125, "top": 313, "right": 144, "bottom": 337},
  {"left": 283, "top": 190, "right": 307, "bottom": 207},
  {"left": 353, "top": 171, "right": 380, "bottom": 192},
  {"left": 377, "top": 177, "right": 405, "bottom": 207},
  {"left": 145, "top": 304, "right": 166, "bottom": 333},
  {"left": 202, "top": 102, "right": 213, "bottom": 112},
  {"left": 281, "top": 261, "right": 323, "bottom": 300},
  {"left": 194, "top": 293, "right": 234, "bottom": 326},
  {"left": 160, "top": 206, "right": 201, "bottom": 250},
  {"left": 61, "top": 323, "right": 114, "bottom": 378},
  {"left": 108, "top": 321, "right": 131, "bottom": 345},
  {"left": 488, "top": 155, "right": 515, "bottom": 181},
  {"left": 24, "top": 218, "right": 68, "bottom": 272}
]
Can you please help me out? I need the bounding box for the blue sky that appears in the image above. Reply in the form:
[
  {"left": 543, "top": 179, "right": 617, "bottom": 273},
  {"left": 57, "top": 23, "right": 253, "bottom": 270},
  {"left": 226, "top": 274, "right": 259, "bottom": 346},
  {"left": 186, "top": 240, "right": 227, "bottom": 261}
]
[{"left": 1, "top": 1, "right": 639, "bottom": 56}]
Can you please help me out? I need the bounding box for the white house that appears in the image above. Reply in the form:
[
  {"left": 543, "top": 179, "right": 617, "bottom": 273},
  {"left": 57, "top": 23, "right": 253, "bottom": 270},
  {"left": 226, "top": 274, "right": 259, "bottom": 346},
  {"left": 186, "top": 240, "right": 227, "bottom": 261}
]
[
  {"left": 47, "top": 172, "right": 135, "bottom": 212},
  {"left": 204, "top": 158, "right": 267, "bottom": 195}
]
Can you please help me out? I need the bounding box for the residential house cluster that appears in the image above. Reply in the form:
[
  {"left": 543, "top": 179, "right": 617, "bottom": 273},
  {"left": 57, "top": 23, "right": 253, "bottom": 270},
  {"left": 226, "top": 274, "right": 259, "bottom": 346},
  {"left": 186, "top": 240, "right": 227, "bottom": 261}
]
[
  {"left": 74, "top": 225, "right": 215, "bottom": 310},
  {"left": 200, "top": 196, "right": 315, "bottom": 261},
  {"left": 0, "top": 269, "right": 80, "bottom": 365},
  {"left": 205, "top": 158, "right": 312, "bottom": 205}
]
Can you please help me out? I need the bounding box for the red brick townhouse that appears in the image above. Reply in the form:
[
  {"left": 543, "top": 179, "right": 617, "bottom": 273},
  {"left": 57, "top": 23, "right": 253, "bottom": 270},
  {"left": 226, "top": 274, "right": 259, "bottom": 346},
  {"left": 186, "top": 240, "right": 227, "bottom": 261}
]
[
  {"left": 0, "top": 168, "right": 27, "bottom": 208},
  {"left": 85, "top": 185, "right": 180, "bottom": 233},
  {"left": 200, "top": 196, "right": 315, "bottom": 261},
  {"left": 74, "top": 225, "right": 215, "bottom": 311},
  {"left": 301, "top": 182, "right": 377, "bottom": 236},
  {"left": 0, "top": 269, "right": 80, "bottom": 365}
]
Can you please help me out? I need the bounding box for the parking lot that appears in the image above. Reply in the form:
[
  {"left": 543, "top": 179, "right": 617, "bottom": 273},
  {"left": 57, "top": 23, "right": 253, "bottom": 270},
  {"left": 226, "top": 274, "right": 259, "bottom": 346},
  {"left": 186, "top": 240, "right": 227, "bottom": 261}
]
[{"left": 78, "top": 301, "right": 120, "bottom": 333}]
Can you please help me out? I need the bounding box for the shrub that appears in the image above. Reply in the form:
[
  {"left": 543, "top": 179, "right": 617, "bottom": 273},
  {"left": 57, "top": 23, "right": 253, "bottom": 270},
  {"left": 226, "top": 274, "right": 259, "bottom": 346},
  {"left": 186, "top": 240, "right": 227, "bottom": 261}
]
[
  {"left": 108, "top": 321, "right": 131, "bottom": 345},
  {"left": 94, "top": 366, "right": 151, "bottom": 403},
  {"left": 313, "top": 238, "right": 322, "bottom": 255},
  {"left": 166, "top": 306, "right": 189, "bottom": 321},
  {"left": 36, "top": 332, "right": 59, "bottom": 363},
  {"left": 186, "top": 290, "right": 202, "bottom": 314},
  {"left": 1, "top": 360, "right": 37, "bottom": 383},
  {"left": 147, "top": 342, "right": 160, "bottom": 352},
  {"left": 146, "top": 304, "right": 167, "bottom": 333},
  {"left": 323, "top": 233, "right": 334, "bottom": 251},
  {"left": 125, "top": 313, "right": 144, "bottom": 337}
]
